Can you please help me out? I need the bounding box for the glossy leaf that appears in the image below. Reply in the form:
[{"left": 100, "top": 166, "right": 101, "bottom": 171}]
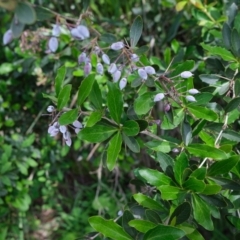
[
  {"left": 231, "top": 29, "right": 240, "bottom": 57},
  {"left": 222, "top": 22, "right": 231, "bottom": 49},
  {"left": 174, "top": 152, "right": 189, "bottom": 186},
  {"left": 107, "top": 82, "right": 123, "bottom": 124},
  {"left": 187, "top": 106, "right": 218, "bottom": 121},
  {"left": 209, "top": 177, "right": 240, "bottom": 190},
  {"left": 170, "top": 60, "right": 195, "bottom": 77},
  {"left": 107, "top": 132, "right": 122, "bottom": 171},
  {"left": 77, "top": 74, "right": 95, "bottom": 106},
  {"left": 207, "top": 156, "right": 239, "bottom": 176},
  {"left": 201, "top": 184, "right": 222, "bottom": 195},
  {"left": 122, "top": 211, "right": 137, "bottom": 237},
  {"left": 35, "top": 6, "right": 54, "bottom": 20},
  {"left": 225, "top": 97, "right": 240, "bottom": 113},
  {"left": 181, "top": 118, "right": 192, "bottom": 146},
  {"left": 199, "top": 74, "right": 219, "bottom": 85},
  {"left": 89, "top": 216, "right": 132, "bottom": 240},
  {"left": 11, "top": 17, "right": 25, "bottom": 38},
  {"left": 122, "top": 134, "right": 140, "bottom": 153},
  {"left": 192, "top": 119, "right": 207, "bottom": 137},
  {"left": 122, "top": 120, "right": 140, "bottom": 136},
  {"left": 57, "top": 84, "right": 72, "bottom": 110},
  {"left": 186, "top": 144, "right": 228, "bottom": 160},
  {"left": 169, "top": 202, "right": 191, "bottom": 226},
  {"left": 79, "top": 124, "right": 117, "bottom": 143},
  {"left": 222, "top": 129, "right": 240, "bottom": 142},
  {"left": 130, "top": 15, "right": 143, "bottom": 47},
  {"left": 191, "top": 194, "right": 213, "bottom": 231},
  {"left": 129, "top": 220, "right": 156, "bottom": 233},
  {"left": 183, "top": 177, "right": 205, "bottom": 193},
  {"left": 143, "top": 225, "right": 185, "bottom": 240},
  {"left": 190, "top": 168, "right": 206, "bottom": 180},
  {"left": 156, "top": 152, "right": 174, "bottom": 172},
  {"left": 133, "top": 193, "right": 165, "bottom": 211},
  {"left": 145, "top": 210, "right": 162, "bottom": 224},
  {"left": 86, "top": 111, "right": 102, "bottom": 127},
  {"left": 134, "top": 92, "right": 155, "bottom": 115},
  {"left": 89, "top": 81, "right": 102, "bottom": 110},
  {"left": 227, "top": 216, "right": 240, "bottom": 230},
  {"left": 158, "top": 185, "right": 183, "bottom": 200},
  {"left": 15, "top": 2, "right": 36, "bottom": 24},
  {"left": 55, "top": 65, "right": 66, "bottom": 97},
  {"left": 58, "top": 109, "right": 78, "bottom": 125}
]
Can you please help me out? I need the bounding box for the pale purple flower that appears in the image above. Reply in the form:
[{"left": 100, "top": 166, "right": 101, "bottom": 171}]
[
  {"left": 84, "top": 62, "right": 92, "bottom": 76},
  {"left": 164, "top": 104, "right": 171, "bottom": 112},
  {"left": 97, "top": 63, "right": 104, "bottom": 75},
  {"left": 59, "top": 125, "right": 67, "bottom": 133},
  {"left": 180, "top": 71, "right": 193, "bottom": 78},
  {"left": 138, "top": 68, "right": 148, "bottom": 80},
  {"left": 108, "top": 63, "right": 117, "bottom": 74},
  {"left": 102, "top": 54, "right": 110, "bottom": 65},
  {"left": 119, "top": 78, "right": 127, "bottom": 90},
  {"left": 145, "top": 66, "right": 156, "bottom": 75},
  {"left": 154, "top": 93, "right": 165, "bottom": 102},
  {"left": 112, "top": 70, "right": 121, "bottom": 82},
  {"left": 130, "top": 53, "right": 139, "bottom": 62},
  {"left": 3, "top": 29, "right": 13, "bottom": 45},
  {"left": 48, "top": 124, "right": 59, "bottom": 137},
  {"left": 78, "top": 52, "right": 87, "bottom": 64},
  {"left": 186, "top": 95, "right": 196, "bottom": 102},
  {"left": 48, "top": 37, "right": 58, "bottom": 52},
  {"left": 93, "top": 46, "right": 101, "bottom": 54},
  {"left": 73, "top": 120, "right": 83, "bottom": 129},
  {"left": 188, "top": 89, "right": 199, "bottom": 95},
  {"left": 110, "top": 41, "right": 124, "bottom": 50},
  {"left": 47, "top": 105, "right": 55, "bottom": 113},
  {"left": 52, "top": 24, "right": 60, "bottom": 37},
  {"left": 71, "top": 25, "right": 90, "bottom": 40},
  {"left": 65, "top": 137, "right": 72, "bottom": 147}
]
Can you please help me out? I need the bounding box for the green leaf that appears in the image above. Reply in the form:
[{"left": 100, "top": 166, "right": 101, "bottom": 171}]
[
  {"left": 122, "top": 211, "right": 137, "bottom": 238},
  {"left": 57, "top": 84, "right": 72, "bottom": 110},
  {"left": 133, "top": 193, "right": 165, "bottom": 211},
  {"left": 190, "top": 168, "right": 206, "bottom": 180},
  {"left": 222, "top": 22, "right": 231, "bottom": 49},
  {"left": 169, "top": 202, "right": 191, "bottom": 226},
  {"left": 199, "top": 74, "right": 219, "bottom": 85},
  {"left": 228, "top": 3, "right": 238, "bottom": 26},
  {"left": 234, "top": 78, "right": 240, "bottom": 96},
  {"left": 156, "top": 152, "right": 174, "bottom": 172},
  {"left": 227, "top": 216, "right": 240, "bottom": 230},
  {"left": 42, "top": 93, "right": 57, "bottom": 102},
  {"left": 158, "top": 185, "right": 183, "bottom": 201},
  {"left": 191, "top": 194, "right": 213, "bottom": 231},
  {"left": 21, "top": 134, "right": 35, "bottom": 148},
  {"left": 100, "top": 33, "right": 117, "bottom": 44},
  {"left": 186, "top": 144, "right": 228, "bottom": 160},
  {"left": 11, "top": 16, "right": 25, "bottom": 38},
  {"left": 192, "top": 119, "right": 207, "bottom": 137},
  {"left": 143, "top": 225, "right": 185, "bottom": 240},
  {"left": 79, "top": 124, "right": 117, "bottom": 143},
  {"left": 181, "top": 118, "right": 192, "bottom": 146},
  {"left": 182, "top": 177, "right": 205, "bottom": 193},
  {"left": 231, "top": 29, "right": 240, "bottom": 57},
  {"left": 86, "top": 111, "right": 102, "bottom": 127},
  {"left": 58, "top": 109, "right": 78, "bottom": 125},
  {"left": 15, "top": 2, "right": 36, "bottom": 24},
  {"left": 136, "top": 120, "right": 148, "bottom": 131},
  {"left": 89, "top": 216, "right": 132, "bottom": 240},
  {"left": 145, "top": 140, "right": 174, "bottom": 153},
  {"left": 207, "top": 156, "right": 239, "bottom": 176},
  {"left": 186, "top": 229, "right": 205, "bottom": 240},
  {"left": 222, "top": 129, "right": 240, "bottom": 142},
  {"left": 130, "top": 15, "right": 143, "bottom": 47},
  {"left": 89, "top": 81, "right": 102, "bottom": 110},
  {"left": 201, "top": 184, "right": 222, "bottom": 195},
  {"left": 209, "top": 177, "right": 240, "bottom": 190},
  {"left": 170, "top": 60, "right": 195, "bottom": 77},
  {"left": 134, "top": 92, "right": 155, "bottom": 115},
  {"left": 34, "top": 6, "right": 54, "bottom": 20},
  {"left": 225, "top": 97, "right": 240, "bottom": 113},
  {"left": 107, "top": 82, "right": 123, "bottom": 124},
  {"left": 161, "top": 109, "right": 184, "bottom": 130},
  {"left": 107, "top": 132, "right": 122, "bottom": 171},
  {"left": 174, "top": 152, "right": 189, "bottom": 186},
  {"left": 189, "top": 92, "right": 213, "bottom": 105},
  {"left": 187, "top": 106, "right": 218, "bottom": 121},
  {"left": 77, "top": 74, "right": 95, "bottom": 106},
  {"left": 145, "top": 210, "right": 162, "bottom": 224},
  {"left": 129, "top": 220, "right": 156, "bottom": 233},
  {"left": 122, "top": 134, "right": 140, "bottom": 153},
  {"left": 201, "top": 43, "right": 236, "bottom": 62},
  {"left": 138, "top": 168, "right": 172, "bottom": 187},
  {"left": 122, "top": 120, "right": 140, "bottom": 136},
  {"left": 55, "top": 66, "right": 66, "bottom": 97}
]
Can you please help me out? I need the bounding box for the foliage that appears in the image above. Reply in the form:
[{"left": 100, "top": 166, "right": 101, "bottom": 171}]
[{"left": 1, "top": 0, "right": 240, "bottom": 239}]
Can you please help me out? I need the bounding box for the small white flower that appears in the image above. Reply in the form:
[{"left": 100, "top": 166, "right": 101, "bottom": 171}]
[
  {"left": 117, "top": 210, "right": 123, "bottom": 216},
  {"left": 59, "top": 125, "right": 67, "bottom": 133},
  {"left": 172, "top": 148, "right": 179, "bottom": 153},
  {"left": 145, "top": 66, "right": 156, "bottom": 75},
  {"left": 180, "top": 71, "right": 193, "bottom": 78},
  {"left": 130, "top": 53, "right": 139, "bottom": 62},
  {"left": 52, "top": 24, "right": 60, "bottom": 37},
  {"left": 110, "top": 41, "right": 124, "bottom": 50},
  {"left": 119, "top": 78, "right": 127, "bottom": 90},
  {"left": 186, "top": 95, "right": 197, "bottom": 102},
  {"left": 47, "top": 105, "right": 55, "bottom": 113},
  {"left": 102, "top": 54, "right": 110, "bottom": 65},
  {"left": 97, "top": 63, "right": 104, "bottom": 75},
  {"left": 154, "top": 93, "right": 165, "bottom": 102},
  {"left": 77, "top": 25, "right": 90, "bottom": 39},
  {"left": 78, "top": 52, "right": 87, "bottom": 64},
  {"left": 138, "top": 68, "right": 148, "bottom": 80},
  {"left": 108, "top": 63, "right": 117, "bottom": 74},
  {"left": 188, "top": 89, "right": 199, "bottom": 95},
  {"left": 112, "top": 70, "right": 121, "bottom": 82},
  {"left": 3, "top": 29, "right": 13, "bottom": 45},
  {"left": 84, "top": 62, "right": 92, "bottom": 76},
  {"left": 73, "top": 120, "right": 83, "bottom": 129},
  {"left": 48, "top": 37, "right": 58, "bottom": 52}
]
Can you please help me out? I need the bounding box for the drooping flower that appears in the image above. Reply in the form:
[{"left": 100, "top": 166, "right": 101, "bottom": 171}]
[
  {"left": 71, "top": 25, "right": 90, "bottom": 40},
  {"left": 130, "top": 53, "right": 139, "bottom": 62},
  {"left": 3, "top": 29, "right": 13, "bottom": 45},
  {"left": 47, "top": 105, "right": 55, "bottom": 113},
  {"left": 186, "top": 95, "right": 196, "bottom": 102},
  {"left": 78, "top": 52, "right": 87, "bottom": 64},
  {"left": 52, "top": 24, "right": 60, "bottom": 37},
  {"left": 84, "top": 62, "right": 92, "bottom": 76},
  {"left": 138, "top": 68, "right": 148, "bottom": 80},
  {"left": 108, "top": 63, "right": 117, "bottom": 74},
  {"left": 97, "top": 63, "right": 104, "bottom": 75},
  {"left": 119, "top": 78, "right": 127, "bottom": 90},
  {"left": 48, "top": 37, "right": 58, "bottom": 52},
  {"left": 164, "top": 104, "right": 171, "bottom": 112},
  {"left": 180, "top": 71, "right": 193, "bottom": 78},
  {"left": 188, "top": 89, "right": 199, "bottom": 95},
  {"left": 110, "top": 41, "right": 124, "bottom": 50},
  {"left": 154, "top": 93, "right": 165, "bottom": 102},
  {"left": 102, "top": 54, "right": 110, "bottom": 65},
  {"left": 145, "top": 66, "right": 156, "bottom": 75},
  {"left": 112, "top": 70, "right": 121, "bottom": 82}
]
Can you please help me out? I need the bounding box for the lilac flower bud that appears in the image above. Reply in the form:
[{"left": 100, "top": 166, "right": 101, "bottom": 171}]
[
  {"left": 108, "top": 63, "right": 117, "bottom": 74},
  {"left": 48, "top": 37, "right": 58, "bottom": 52},
  {"left": 3, "top": 29, "right": 13, "bottom": 45},
  {"left": 53, "top": 122, "right": 59, "bottom": 128},
  {"left": 75, "top": 128, "right": 81, "bottom": 134},
  {"left": 63, "top": 130, "right": 71, "bottom": 140},
  {"left": 47, "top": 105, "right": 55, "bottom": 113},
  {"left": 76, "top": 25, "right": 90, "bottom": 39},
  {"left": 66, "top": 137, "right": 72, "bottom": 147},
  {"left": 102, "top": 54, "right": 110, "bottom": 65},
  {"left": 84, "top": 62, "right": 92, "bottom": 76},
  {"left": 97, "top": 63, "right": 104, "bottom": 75},
  {"left": 155, "top": 120, "right": 161, "bottom": 125},
  {"left": 73, "top": 120, "right": 83, "bottom": 129},
  {"left": 138, "top": 68, "right": 148, "bottom": 80},
  {"left": 52, "top": 24, "right": 60, "bottom": 37},
  {"left": 186, "top": 95, "right": 197, "bottom": 102},
  {"left": 188, "top": 89, "right": 199, "bottom": 95},
  {"left": 164, "top": 104, "right": 171, "bottom": 112},
  {"left": 71, "top": 27, "right": 82, "bottom": 39},
  {"left": 59, "top": 125, "right": 67, "bottom": 133},
  {"left": 93, "top": 46, "right": 101, "bottom": 54},
  {"left": 154, "top": 93, "right": 165, "bottom": 102},
  {"left": 78, "top": 52, "right": 87, "bottom": 64},
  {"left": 118, "top": 210, "right": 123, "bottom": 216},
  {"left": 112, "top": 70, "right": 121, "bottom": 82},
  {"left": 180, "top": 71, "right": 193, "bottom": 78},
  {"left": 130, "top": 53, "right": 139, "bottom": 62},
  {"left": 110, "top": 42, "right": 124, "bottom": 50},
  {"left": 172, "top": 148, "right": 179, "bottom": 153},
  {"left": 145, "top": 66, "right": 156, "bottom": 75},
  {"left": 84, "top": 57, "right": 91, "bottom": 64},
  {"left": 119, "top": 78, "right": 127, "bottom": 90},
  {"left": 48, "top": 125, "right": 59, "bottom": 137}
]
